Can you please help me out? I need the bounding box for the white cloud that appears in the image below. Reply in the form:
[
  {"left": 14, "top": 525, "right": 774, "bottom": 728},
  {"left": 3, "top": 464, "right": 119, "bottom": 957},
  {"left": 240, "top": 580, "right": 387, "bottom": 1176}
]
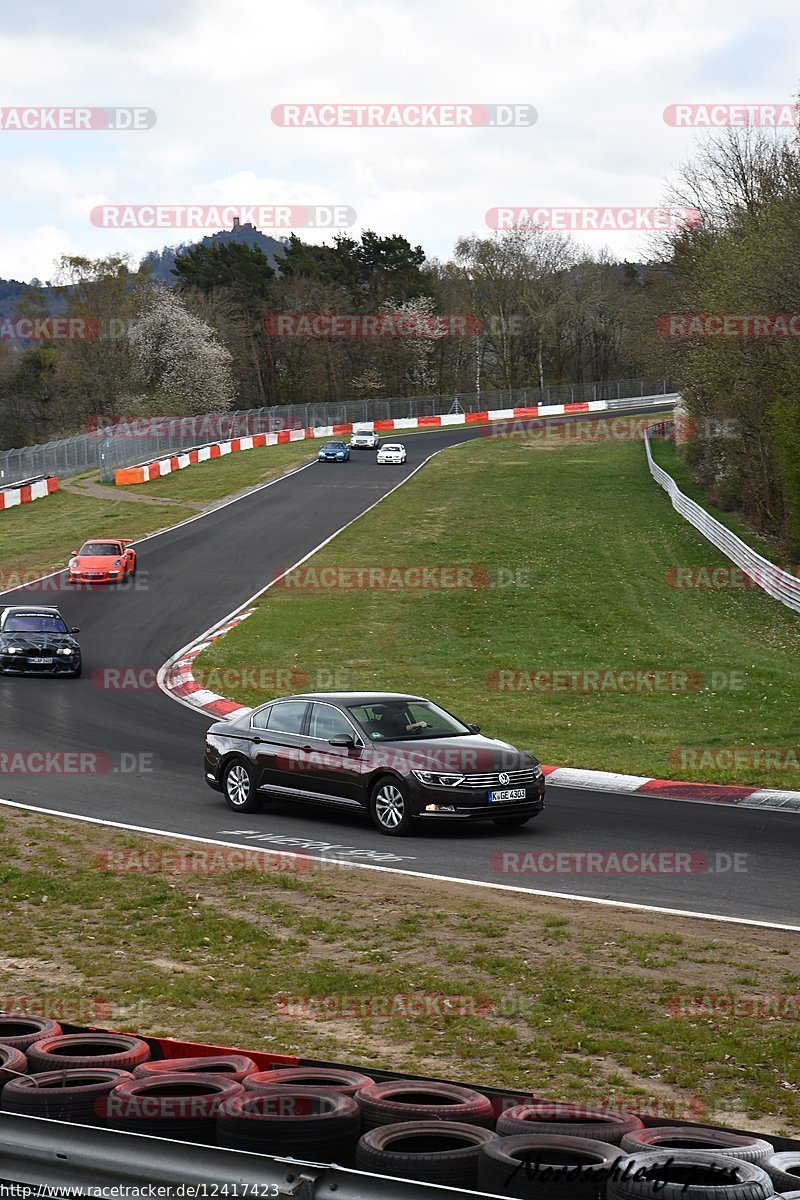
[{"left": 0, "top": 0, "right": 798, "bottom": 279}]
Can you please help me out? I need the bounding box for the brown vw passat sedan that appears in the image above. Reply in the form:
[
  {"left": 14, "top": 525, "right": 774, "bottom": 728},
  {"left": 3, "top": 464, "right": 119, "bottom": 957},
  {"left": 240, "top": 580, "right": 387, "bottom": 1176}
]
[{"left": 204, "top": 691, "right": 545, "bottom": 835}]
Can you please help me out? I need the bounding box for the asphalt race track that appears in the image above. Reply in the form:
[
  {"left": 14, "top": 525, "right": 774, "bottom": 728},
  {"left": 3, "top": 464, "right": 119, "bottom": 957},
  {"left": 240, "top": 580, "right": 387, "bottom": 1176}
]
[{"left": 1, "top": 409, "right": 797, "bottom": 927}]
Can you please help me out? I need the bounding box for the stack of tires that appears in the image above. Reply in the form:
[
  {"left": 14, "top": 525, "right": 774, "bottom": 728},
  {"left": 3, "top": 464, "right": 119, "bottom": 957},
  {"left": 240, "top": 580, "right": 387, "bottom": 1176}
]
[{"left": 2, "top": 1015, "right": 799, "bottom": 1197}]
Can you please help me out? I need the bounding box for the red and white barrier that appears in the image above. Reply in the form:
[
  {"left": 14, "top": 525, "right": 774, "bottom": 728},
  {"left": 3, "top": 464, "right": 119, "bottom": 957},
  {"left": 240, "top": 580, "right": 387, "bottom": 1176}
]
[
  {"left": 0, "top": 475, "right": 59, "bottom": 512},
  {"left": 115, "top": 402, "right": 609, "bottom": 486}
]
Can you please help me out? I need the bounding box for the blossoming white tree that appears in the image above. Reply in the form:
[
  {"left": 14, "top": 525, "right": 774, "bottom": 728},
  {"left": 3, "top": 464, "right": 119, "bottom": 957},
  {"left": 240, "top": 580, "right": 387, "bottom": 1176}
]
[{"left": 127, "top": 285, "right": 236, "bottom": 414}]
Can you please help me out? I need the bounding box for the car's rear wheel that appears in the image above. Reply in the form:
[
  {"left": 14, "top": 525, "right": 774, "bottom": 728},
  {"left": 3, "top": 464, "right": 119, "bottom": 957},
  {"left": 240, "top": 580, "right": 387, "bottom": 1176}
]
[
  {"left": 223, "top": 759, "right": 263, "bottom": 813},
  {"left": 370, "top": 778, "right": 414, "bottom": 836},
  {"left": 492, "top": 814, "right": 532, "bottom": 828}
]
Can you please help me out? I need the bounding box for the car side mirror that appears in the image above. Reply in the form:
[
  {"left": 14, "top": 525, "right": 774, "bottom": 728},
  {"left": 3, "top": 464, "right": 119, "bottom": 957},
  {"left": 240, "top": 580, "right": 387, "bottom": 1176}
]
[
  {"left": 329, "top": 735, "right": 356, "bottom": 748},
  {"left": 70, "top": 627, "right": 80, "bottom": 634},
  {"left": 467, "top": 723, "right": 480, "bottom": 734},
  {"left": 70, "top": 550, "right": 77, "bottom": 557}
]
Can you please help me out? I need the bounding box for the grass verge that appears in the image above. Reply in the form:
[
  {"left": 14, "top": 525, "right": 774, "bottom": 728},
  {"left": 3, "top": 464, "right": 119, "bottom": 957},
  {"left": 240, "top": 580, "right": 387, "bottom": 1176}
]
[
  {"left": 115, "top": 439, "right": 323, "bottom": 506},
  {"left": 649, "top": 439, "right": 794, "bottom": 568},
  {"left": 0, "top": 806, "right": 797, "bottom": 1134},
  {"left": 193, "top": 435, "right": 800, "bottom": 789}
]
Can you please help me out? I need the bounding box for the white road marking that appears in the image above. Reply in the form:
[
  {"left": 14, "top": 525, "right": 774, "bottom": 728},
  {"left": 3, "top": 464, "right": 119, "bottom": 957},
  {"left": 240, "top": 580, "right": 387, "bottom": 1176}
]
[{"left": 0, "top": 797, "right": 797, "bottom": 932}]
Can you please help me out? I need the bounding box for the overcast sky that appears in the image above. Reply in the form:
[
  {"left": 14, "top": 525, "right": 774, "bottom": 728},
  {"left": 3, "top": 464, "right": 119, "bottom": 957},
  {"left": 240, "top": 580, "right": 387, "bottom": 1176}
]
[{"left": 1, "top": 0, "right": 798, "bottom": 282}]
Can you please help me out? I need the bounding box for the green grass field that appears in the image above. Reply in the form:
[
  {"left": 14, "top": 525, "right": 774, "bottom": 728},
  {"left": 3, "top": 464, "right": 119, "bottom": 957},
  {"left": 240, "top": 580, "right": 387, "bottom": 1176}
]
[
  {"left": 193, "top": 434, "right": 800, "bottom": 789},
  {"left": 1, "top": 806, "right": 796, "bottom": 1133}
]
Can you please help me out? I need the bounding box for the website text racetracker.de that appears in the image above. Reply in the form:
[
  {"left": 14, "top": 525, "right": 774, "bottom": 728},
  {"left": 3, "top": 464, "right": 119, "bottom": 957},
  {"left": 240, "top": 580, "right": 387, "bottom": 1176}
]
[
  {"left": 271, "top": 103, "right": 537, "bottom": 127},
  {"left": 0, "top": 1184, "right": 283, "bottom": 1197},
  {"left": 487, "top": 669, "right": 747, "bottom": 692},
  {"left": 273, "top": 565, "right": 533, "bottom": 590},
  {"left": 492, "top": 850, "right": 748, "bottom": 875}
]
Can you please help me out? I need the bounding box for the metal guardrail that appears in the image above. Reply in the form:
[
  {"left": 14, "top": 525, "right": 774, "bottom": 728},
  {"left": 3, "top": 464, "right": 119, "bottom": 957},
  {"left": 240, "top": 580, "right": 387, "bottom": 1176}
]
[
  {"left": 0, "top": 1112, "right": 503, "bottom": 1198},
  {"left": 644, "top": 420, "right": 800, "bottom": 615},
  {"left": 0, "top": 378, "right": 675, "bottom": 485}
]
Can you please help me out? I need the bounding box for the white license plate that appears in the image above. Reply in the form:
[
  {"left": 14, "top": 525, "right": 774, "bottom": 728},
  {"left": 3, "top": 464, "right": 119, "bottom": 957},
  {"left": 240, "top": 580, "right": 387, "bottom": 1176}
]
[
  {"left": 28, "top": 657, "right": 53, "bottom": 664},
  {"left": 489, "top": 788, "right": 527, "bottom": 802}
]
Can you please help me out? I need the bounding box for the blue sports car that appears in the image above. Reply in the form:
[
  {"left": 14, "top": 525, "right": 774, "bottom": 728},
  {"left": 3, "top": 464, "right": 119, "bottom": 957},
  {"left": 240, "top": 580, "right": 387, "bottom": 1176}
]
[{"left": 318, "top": 440, "right": 351, "bottom": 462}]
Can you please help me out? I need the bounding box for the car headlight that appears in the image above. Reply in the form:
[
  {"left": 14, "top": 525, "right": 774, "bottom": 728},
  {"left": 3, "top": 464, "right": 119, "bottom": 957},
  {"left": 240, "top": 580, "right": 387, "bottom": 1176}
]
[
  {"left": 5, "top": 646, "right": 22, "bottom": 655},
  {"left": 57, "top": 647, "right": 75, "bottom": 656},
  {"left": 528, "top": 759, "right": 543, "bottom": 777},
  {"left": 412, "top": 770, "right": 466, "bottom": 787},
  {"left": 69, "top": 559, "right": 79, "bottom": 570}
]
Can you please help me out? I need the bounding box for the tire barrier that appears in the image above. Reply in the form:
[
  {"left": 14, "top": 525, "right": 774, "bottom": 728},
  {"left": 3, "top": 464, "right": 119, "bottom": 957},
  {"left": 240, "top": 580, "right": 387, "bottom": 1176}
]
[
  {"left": 764, "top": 1153, "right": 800, "bottom": 1193},
  {"left": 354, "top": 1078, "right": 496, "bottom": 1130},
  {"left": 216, "top": 1088, "right": 361, "bottom": 1162},
  {"left": 243, "top": 1066, "right": 374, "bottom": 1098},
  {"left": 477, "top": 1133, "right": 627, "bottom": 1199},
  {"left": 1, "top": 1068, "right": 135, "bottom": 1125},
  {"left": 0, "top": 1014, "right": 62, "bottom": 1053},
  {"left": 621, "top": 1127, "right": 774, "bottom": 1164},
  {"left": 357, "top": 1120, "right": 498, "bottom": 1187},
  {"left": 102, "top": 1074, "right": 244, "bottom": 1144},
  {"left": 496, "top": 1102, "right": 645, "bottom": 1144},
  {"left": 1, "top": 1034, "right": 792, "bottom": 1195},
  {"left": 133, "top": 1054, "right": 257, "bottom": 1083},
  {"left": 0, "top": 1045, "right": 28, "bottom": 1088},
  {"left": 607, "top": 1150, "right": 775, "bottom": 1200},
  {"left": 26, "top": 1032, "right": 151, "bottom": 1073}
]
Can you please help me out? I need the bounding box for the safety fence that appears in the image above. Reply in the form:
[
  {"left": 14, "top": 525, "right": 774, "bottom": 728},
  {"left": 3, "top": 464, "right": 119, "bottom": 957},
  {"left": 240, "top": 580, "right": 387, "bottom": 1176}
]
[
  {"left": 644, "top": 422, "right": 800, "bottom": 615},
  {"left": 0, "top": 377, "right": 675, "bottom": 485}
]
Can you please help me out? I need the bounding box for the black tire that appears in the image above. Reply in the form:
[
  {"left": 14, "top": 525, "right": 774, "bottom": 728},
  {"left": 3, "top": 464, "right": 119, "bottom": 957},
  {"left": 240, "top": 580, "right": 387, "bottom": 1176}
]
[
  {"left": 497, "top": 1102, "right": 643, "bottom": 1144},
  {"left": 478, "top": 1133, "right": 626, "bottom": 1199},
  {"left": 0, "top": 1045, "right": 27, "bottom": 1087},
  {"left": 0, "top": 1015, "right": 61, "bottom": 1053},
  {"left": 357, "top": 1121, "right": 496, "bottom": 1187},
  {"left": 102, "top": 1074, "right": 244, "bottom": 1144},
  {"left": 369, "top": 776, "right": 414, "bottom": 836},
  {"left": 222, "top": 758, "right": 263, "bottom": 814},
  {"left": 621, "top": 1127, "right": 774, "bottom": 1165},
  {"left": 244, "top": 1067, "right": 374, "bottom": 1098},
  {"left": 1, "top": 1069, "right": 134, "bottom": 1125},
  {"left": 27, "top": 1033, "right": 151, "bottom": 1074},
  {"left": 606, "top": 1150, "right": 774, "bottom": 1200},
  {"left": 355, "top": 1079, "right": 495, "bottom": 1130},
  {"left": 134, "top": 1055, "right": 258, "bottom": 1084},
  {"left": 764, "top": 1153, "right": 800, "bottom": 1193},
  {"left": 217, "top": 1088, "right": 361, "bottom": 1162},
  {"left": 492, "top": 815, "right": 533, "bottom": 828}
]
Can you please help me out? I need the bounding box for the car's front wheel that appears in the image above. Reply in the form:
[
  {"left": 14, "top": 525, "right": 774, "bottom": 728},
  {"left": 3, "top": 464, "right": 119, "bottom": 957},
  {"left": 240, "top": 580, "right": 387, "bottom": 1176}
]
[
  {"left": 223, "top": 759, "right": 263, "bottom": 813},
  {"left": 491, "top": 814, "right": 533, "bottom": 828},
  {"left": 370, "top": 778, "right": 414, "bottom": 836}
]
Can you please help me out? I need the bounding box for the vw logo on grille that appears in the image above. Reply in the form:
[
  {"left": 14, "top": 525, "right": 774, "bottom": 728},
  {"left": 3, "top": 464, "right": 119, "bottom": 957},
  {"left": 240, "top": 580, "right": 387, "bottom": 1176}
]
[{"left": 498, "top": 772, "right": 510, "bottom": 785}]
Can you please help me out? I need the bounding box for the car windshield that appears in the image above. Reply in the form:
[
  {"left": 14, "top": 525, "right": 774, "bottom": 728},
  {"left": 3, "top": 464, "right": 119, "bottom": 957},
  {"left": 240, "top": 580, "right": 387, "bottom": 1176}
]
[
  {"left": 323, "top": 442, "right": 345, "bottom": 450},
  {"left": 79, "top": 542, "right": 120, "bottom": 556},
  {"left": 383, "top": 444, "right": 402, "bottom": 451},
  {"left": 348, "top": 699, "right": 471, "bottom": 741},
  {"left": 4, "top": 613, "right": 69, "bottom": 634}
]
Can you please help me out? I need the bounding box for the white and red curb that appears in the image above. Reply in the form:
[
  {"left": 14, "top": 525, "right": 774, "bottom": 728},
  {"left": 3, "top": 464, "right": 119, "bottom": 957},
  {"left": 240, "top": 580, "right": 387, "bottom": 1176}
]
[
  {"left": 0, "top": 475, "right": 58, "bottom": 512},
  {"left": 161, "top": 610, "right": 256, "bottom": 720},
  {"left": 161, "top": 624, "right": 800, "bottom": 815},
  {"left": 115, "top": 400, "right": 611, "bottom": 485},
  {"left": 540, "top": 766, "right": 800, "bottom": 814}
]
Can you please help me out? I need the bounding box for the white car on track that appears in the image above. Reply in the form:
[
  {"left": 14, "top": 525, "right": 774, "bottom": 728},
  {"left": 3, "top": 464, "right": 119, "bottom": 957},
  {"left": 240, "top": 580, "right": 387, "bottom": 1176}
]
[
  {"left": 350, "top": 425, "right": 380, "bottom": 449},
  {"left": 376, "top": 442, "right": 407, "bottom": 465}
]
